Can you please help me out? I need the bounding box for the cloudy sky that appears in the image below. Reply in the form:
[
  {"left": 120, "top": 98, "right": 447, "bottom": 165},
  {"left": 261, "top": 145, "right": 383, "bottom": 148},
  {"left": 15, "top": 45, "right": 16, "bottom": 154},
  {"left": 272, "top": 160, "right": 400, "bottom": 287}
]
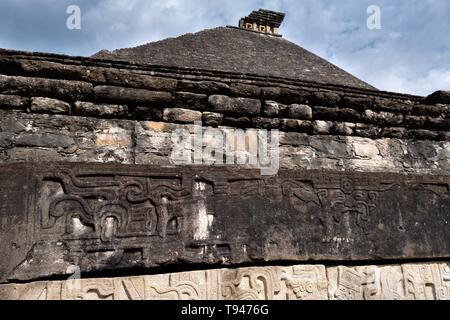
[{"left": 0, "top": 0, "right": 449, "bottom": 96}]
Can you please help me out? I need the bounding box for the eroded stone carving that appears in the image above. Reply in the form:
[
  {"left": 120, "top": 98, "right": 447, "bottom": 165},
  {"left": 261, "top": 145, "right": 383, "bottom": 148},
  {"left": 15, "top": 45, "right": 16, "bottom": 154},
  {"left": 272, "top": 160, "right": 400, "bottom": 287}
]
[
  {"left": 1, "top": 163, "right": 450, "bottom": 283},
  {"left": 2, "top": 262, "right": 450, "bottom": 300},
  {"left": 328, "top": 265, "right": 404, "bottom": 300}
]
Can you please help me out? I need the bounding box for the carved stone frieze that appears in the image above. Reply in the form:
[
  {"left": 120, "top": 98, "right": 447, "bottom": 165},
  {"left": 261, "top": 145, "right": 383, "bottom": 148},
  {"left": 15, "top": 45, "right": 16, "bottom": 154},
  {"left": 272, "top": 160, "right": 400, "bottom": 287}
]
[
  {"left": 2, "top": 262, "right": 450, "bottom": 300},
  {"left": 1, "top": 163, "right": 450, "bottom": 282}
]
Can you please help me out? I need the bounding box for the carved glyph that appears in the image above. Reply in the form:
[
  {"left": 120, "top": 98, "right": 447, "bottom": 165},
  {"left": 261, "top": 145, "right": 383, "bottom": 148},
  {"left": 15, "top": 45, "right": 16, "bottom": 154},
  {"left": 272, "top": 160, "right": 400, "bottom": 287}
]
[{"left": 2, "top": 262, "right": 450, "bottom": 300}]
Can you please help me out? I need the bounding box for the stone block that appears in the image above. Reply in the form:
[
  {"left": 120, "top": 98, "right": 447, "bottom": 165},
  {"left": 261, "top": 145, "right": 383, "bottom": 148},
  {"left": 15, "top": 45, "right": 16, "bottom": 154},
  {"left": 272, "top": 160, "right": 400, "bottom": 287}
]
[
  {"left": 424, "top": 90, "right": 450, "bottom": 105},
  {"left": 174, "top": 92, "right": 207, "bottom": 110},
  {"left": 286, "top": 104, "right": 313, "bottom": 120},
  {"left": 31, "top": 97, "right": 70, "bottom": 114},
  {"left": 0, "top": 94, "right": 28, "bottom": 109},
  {"left": 0, "top": 164, "right": 450, "bottom": 283},
  {"left": 280, "top": 119, "right": 313, "bottom": 133},
  {"left": 313, "top": 120, "right": 333, "bottom": 134},
  {"left": 203, "top": 112, "right": 224, "bottom": 127},
  {"left": 279, "top": 88, "right": 310, "bottom": 105},
  {"left": 223, "top": 116, "right": 251, "bottom": 128},
  {"left": 208, "top": 95, "right": 261, "bottom": 115},
  {"left": 263, "top": 100, "right": 286, "bottom": 117},
  {"left": 15, "top": 133, "right": 75, "bottom": 148},
  {"left": 332, "top": 122, "right": 355, "bottom": 136},
  {"left": 94, "top": 85, "right": 172, "bottom": 106},
  {"left": 261, "top": 87, "right": 282, "bottom": 100},
  {"left": 19, "top": 60, "right": 93, "bottom": 82},
  {"left": 103, "top": 70, "right": 178, "bottom": 92},
  {"left": 352, "top": 139, "right": 380, "bottom": 159},
  {"left": 177, "top": 80, "right": 230, "bottom": 95},
  {"left": 0, "top": 75, "right": 93, "bottom": 101},
  {"left": 230, "top": 83, "right": 261, "bottom": 98},
  {"left": 163, "top": 108, "right": 202, "bottom": 124},
  {"left": 252, "top": 117, "right": 280, "bottom": 129},
  {"left": 309, "top": 91, "right": 341, "bottom": 107},
  {"left": 131, "top": 106, "right": 163, "bottom": 121},
  {"left": 74, "top": 102, "right": 128, "bottom": 118},
  {"left": 412, "top": 104, "right": 446, "bottom": 117}
]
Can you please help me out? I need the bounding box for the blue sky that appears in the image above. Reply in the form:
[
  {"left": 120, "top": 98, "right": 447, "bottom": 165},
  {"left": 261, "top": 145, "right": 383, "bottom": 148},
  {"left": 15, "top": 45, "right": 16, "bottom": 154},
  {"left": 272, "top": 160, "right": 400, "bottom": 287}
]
[{"left": 0, "top": 0, "right": 449, "bottom": 96}]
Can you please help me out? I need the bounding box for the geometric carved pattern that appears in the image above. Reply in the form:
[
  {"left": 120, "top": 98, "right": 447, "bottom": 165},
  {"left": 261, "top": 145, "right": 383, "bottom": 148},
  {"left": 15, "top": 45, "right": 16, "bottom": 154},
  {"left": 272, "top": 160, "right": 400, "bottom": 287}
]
[
  {"left": 1, "top": 262, "right": 450, "bottom": 300},
  {"left": 1, "top": 163, "right": 450, "bottom": 283}
]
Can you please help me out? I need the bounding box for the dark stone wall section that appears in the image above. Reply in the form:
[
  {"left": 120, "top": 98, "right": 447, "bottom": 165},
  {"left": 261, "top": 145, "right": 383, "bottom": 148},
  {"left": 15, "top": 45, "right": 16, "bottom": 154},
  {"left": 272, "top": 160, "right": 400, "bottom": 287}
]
[
  {"left": 2, "top": 50, "right": 450, "bottom": 141},
  {"left": 1, "top": 163, "right": 450, "bottom": 283}
]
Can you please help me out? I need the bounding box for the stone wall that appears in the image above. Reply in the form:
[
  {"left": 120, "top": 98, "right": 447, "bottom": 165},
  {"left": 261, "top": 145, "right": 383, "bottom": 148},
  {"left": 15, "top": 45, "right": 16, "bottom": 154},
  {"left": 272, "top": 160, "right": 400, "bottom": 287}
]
[
  {"left": 1, "top": 50, "right": 450, "bottom": 175},
  {"left": 1, "top": 49, "right": 450, "bottom": 300},
  {"left": 1, "top": 261, "right": 449, "bottom": 300}
]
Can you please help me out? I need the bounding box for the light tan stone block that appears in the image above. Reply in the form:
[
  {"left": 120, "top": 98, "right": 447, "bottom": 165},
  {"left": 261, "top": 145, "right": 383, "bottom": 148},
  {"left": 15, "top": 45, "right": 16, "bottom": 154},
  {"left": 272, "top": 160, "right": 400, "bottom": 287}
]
[
  {"left": 328, "top": 265, "right": 404, "bottom": 300},
  {"left": 402, "top": 263, "right": 450, "bottom": 300}
]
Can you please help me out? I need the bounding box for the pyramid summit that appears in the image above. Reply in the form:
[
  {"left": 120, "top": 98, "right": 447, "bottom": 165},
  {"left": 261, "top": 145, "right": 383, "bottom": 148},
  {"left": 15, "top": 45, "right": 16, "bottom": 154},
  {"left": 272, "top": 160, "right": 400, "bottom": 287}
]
[{"left": 93, "top": 10, "right": 375, "bottom": 90}]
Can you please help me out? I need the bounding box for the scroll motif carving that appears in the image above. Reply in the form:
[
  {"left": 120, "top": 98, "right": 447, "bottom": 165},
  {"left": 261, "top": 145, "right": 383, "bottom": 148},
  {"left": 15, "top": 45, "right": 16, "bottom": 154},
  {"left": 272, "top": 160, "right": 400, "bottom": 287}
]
[
  {"left": 221, "top": 267, "right": 281, "bottom": 300},
  {"left": 403, "top": 263, "right": 450, "bottom": 300},
  {"left": 2, "top": 262, "right": 450, "bottom": 300},
  {"left": 2, "top": 163, "right": 450, "bottom": 283},
  {"left": 328, "top": 266, "right": 405, "bottom": 300},
  {"left": 281, "top": 265, "right": 328, "bottom": 300}
]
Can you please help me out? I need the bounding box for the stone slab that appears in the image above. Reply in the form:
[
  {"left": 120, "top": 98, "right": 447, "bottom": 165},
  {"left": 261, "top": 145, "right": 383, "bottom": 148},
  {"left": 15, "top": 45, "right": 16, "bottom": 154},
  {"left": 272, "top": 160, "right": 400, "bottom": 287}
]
[{"left": 1, "top": 163, "right": 450, "bottom": 283}]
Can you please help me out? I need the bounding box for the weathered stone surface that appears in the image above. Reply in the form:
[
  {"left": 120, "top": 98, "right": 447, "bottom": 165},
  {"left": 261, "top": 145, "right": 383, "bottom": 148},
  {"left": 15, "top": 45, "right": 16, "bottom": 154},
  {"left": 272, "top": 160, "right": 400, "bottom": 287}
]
[
  {"left": 0, "top": 94, "right": 28, "bottom": 109},
  {"left": 313, "top": 120, "right": 333, "bottom": 134},
  {"left": 15, "top": 133, "right": 75, "bottom": 148},
  {"left": 279, "top": 132, "right": 310, "bottom": 146},
  {"left": 373, "top": 98, "right": 413, "bottom": 113},
  {"left": 412, "top": 104, "right": 445, "bottom": 117},
  {"left": 363, "top": 110, "right": 404, "bottom": 126},
  {"left": 424, "top": 91, "right": 450, "bottom": 105},
  {"left": 208, "top": 95, "right": 261, "bottom": 115},
  {"left": 332, "top": 122, "right": 355, "bottom": 136},
  {"left": 230, "top": 83, "right": 261, "bottom": 98},
  {"left": 328, "top": 265, "right": 405, "bottom": 300},
  {"left": 177, "top": 80, "right": 230, "bottom": 95},
  {"left": 309, "top": 91, "right": 341, "bottom": 107},
  {"left": 0, "top": 133, "right": 13, "bottom": 147},
  {"left": 253, "top": 117, "right": 280, "bottom": 129},
  {"left": 404, "top": 115, "right": 427, "bottom": 128},
  {"left": 279, "top": 88, "right": 310, "bottom": 105},
  {"left": 408, "top": 129, "right": 439, "bottom": 141},
  {"left": 280, "top": 119, "right": 313, "bottom": 133},
  {"left": 31, "top": 97, "right": 71, "bottom": 114},
  {"left": 102, "top": 70, "right": 177, "bottom": 92},
  {"left": 202, "top": 112, "right": 223, "bottom": 127},
  {"left": 223, "top": 116, "right": 252, "bottom": 128},
  {"left": 174, "top": 92, "right": 207, "bottom": 110},
  {"left": 1, "top": 163, "right": 450, "bottom": 283},
  {"left": 94, "top": 86, "right": 172, "bottom": 106},
  {"left": 352, "top": 139, "right": 381, "bottom": 159},
  {"left": 261, "top": 87, "right": 282, "bottom": 100},
  {"left": 163, "top": 108, "right": 202, "bottom": 123},
  {"left": 263, "top": 100, "right": 286, "bottom": 117},
  {"left": 286, "top": 104, "right": 313, "bottom": 120},
  {"left": 380, "top": 127, "right": 407, "bottom": 139},
  {"left": 18, "top": 60, "right": 93, "bottom": 82},
  {"left": 74, "top": 102, "right": 128, "bottom": 118},
  {"left": 339, "top": 96, "right": 373, "bottom": 111},
  {"left": 328, "top": 262, "right": 450, "bottom": 300},
  {"left": 0, "top": 264, "right": 328, "bottom": 300},
  {"left": 0, "top": 75, "right": 93, "bottom": 101},
  {"left": 1, "top": 261, "right": 450, "bottom": 300},
  {"left": 355, "top": 123, "right": 381, "bottom": 139},
  {"left": 131, "top": 106, "right": 163, "bottom": 121}
]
